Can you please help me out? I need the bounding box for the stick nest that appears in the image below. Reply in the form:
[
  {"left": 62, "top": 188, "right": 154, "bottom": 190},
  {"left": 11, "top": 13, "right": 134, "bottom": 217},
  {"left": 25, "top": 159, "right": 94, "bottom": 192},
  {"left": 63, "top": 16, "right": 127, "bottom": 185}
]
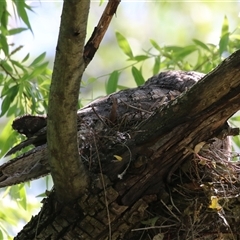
[{"left": 133, "top": 139, "right": 240, "bottom": 240}]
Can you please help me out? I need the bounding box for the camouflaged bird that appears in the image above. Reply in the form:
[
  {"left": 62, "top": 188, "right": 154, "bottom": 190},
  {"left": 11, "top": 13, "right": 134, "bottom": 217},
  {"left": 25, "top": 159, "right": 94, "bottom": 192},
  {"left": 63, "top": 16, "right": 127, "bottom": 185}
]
[{"left": 1, "top": 70, "right": 205, "bottom": 187}]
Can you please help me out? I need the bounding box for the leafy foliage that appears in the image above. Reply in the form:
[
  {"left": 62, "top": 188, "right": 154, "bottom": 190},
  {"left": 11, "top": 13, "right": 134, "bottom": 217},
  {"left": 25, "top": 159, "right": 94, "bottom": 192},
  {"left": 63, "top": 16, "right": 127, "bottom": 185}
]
[
  {"left": 103, "top": 16, "right": 240, "bottom": 101},
  {"left": 0, "top": 2, "right": 51, "bottom": 158},
  {"left": 0, "top": 1, "right": 50, "bottom": 238}
]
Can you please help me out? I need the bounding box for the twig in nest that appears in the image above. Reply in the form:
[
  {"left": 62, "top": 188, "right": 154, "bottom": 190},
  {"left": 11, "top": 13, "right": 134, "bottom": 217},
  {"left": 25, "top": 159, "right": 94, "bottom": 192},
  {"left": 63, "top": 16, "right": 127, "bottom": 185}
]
[
  {"left": 93, "top": 135, "right": 112, "bottom": 239},
  {"left": 160, "top": 199, "right": 181, "bottom": 222},
  {"left": 121, "top": 100, "right": 153, "bottom": 114},
  {"left": 118, "top": 143, "right": 132, "bottom": 179},
  {"left": 131, "top": 224, "right": 177, "bottom": 231},
  {"left": 168, "top": 186, "right": 182, "bottom": 215},
  {"left": 109, "top": 97, "right": 118, "bottom": 124},
  {"left": 92, "top": 106, "right": 110, "bottom": 128}
]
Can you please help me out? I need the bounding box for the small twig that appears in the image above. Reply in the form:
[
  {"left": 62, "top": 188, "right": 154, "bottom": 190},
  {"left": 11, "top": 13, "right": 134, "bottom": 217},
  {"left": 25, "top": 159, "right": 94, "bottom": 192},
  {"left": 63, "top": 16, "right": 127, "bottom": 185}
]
[
  {"left": 121, "top": 100, "right": 153, "bottom": 114},
  {"left": 91, "top": 106, "right": 110, "bottom": 128},
  {"left": 131, "top": 224, "right": 177, "bottom": 231},
  {"left": 160, "top": 199, "right": 181, "bottom": 222},
  {"left": 93, "top": 136, "right": 112, "bottom": 240},
  {"left": 118, "top": 143, "right": 132, "bottom": 179},
  {"left": 108, "top": 96, "right": 118, "bottom": 123},
  {"left": 168, "top": 186, "right": 182, "bottom": 215}
]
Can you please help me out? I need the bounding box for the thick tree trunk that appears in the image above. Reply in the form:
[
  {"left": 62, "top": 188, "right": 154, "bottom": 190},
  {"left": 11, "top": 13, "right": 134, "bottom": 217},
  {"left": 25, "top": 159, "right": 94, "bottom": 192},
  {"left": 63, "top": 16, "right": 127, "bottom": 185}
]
[{"left": 3, "top": 50, "right": 240, "bottom": 239}]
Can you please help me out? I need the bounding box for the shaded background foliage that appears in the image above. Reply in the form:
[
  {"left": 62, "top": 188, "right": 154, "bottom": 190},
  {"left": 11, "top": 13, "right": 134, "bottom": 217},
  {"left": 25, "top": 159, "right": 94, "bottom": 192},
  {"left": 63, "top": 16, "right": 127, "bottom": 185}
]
[{"left": 0, "top": 1, "right": 240, "bottom": 239}]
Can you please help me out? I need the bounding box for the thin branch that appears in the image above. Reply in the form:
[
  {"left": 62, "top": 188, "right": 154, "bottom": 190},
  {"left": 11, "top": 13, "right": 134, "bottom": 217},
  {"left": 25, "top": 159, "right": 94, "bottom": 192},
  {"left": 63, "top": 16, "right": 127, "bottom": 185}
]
[{"left": 84, "top": 0, "right": 121, "bottom": 67}]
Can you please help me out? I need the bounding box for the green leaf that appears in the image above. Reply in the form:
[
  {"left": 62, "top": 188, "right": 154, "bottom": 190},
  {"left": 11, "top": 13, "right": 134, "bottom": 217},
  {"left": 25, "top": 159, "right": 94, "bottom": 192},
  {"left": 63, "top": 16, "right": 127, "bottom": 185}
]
[
  {"left": 131, "top": 66, "right": 145, "bottom": 86},
  {"left": 0, "top": 34, "right": 9, "bottom": 55},
  {"left": 150, "top": 39, "right": 162, "bottom": 52},
  {"left": 219, "top": 33, "right": 229, "bottom": 56},
  {"left": 0, "top": 1, "right": 7, "bottom": 25},
  {"left": 1, "top": 60, "right": 13, "bottom": 73},
  {"left": 1, "top": 82, "right": 9, "bottom": 97},
  {"left": 28, "top": 62, "right": 49, "bottom": 79},
  {"left": 12, "top": 0, "right": 32, "bottom": 32},
  {"left": 133, "top": 55, "right": 149, "bottom": 61},
  {"left": 221, "top": 15, "right": 229, "bottom": 36},
  {"left": 8, "top": 27, "right": 28, "bottom": 35},
  {"left": 153, "top": 56, "right": 160, "bottom": 75},
  {"left": 1, "top": 96, "right": 13, "bottom": 117},
  {"left": 10, "top": 185, "right": 21, "bottom": 200},
  {"left": 115, "top": 32, "right": 133, "bottom": 58},
  {"left": 11, "top": 59, "right": 27, "bottom": 73},
  {"left": 0, "top": 85, "right": 19, "bottom": 117},
  {"left": 0, "top": 1, "right": 9, "bottom": 30},
  {"left": 29, "top": 52, "right": 46, "bottom": 67},
  {"left": 218, "top": 16, "right": 230, "bottom": 56},
  {"left": 22, "top": 53, "right": 30, "bottom": 63},
  {"left": 18, "top": 184, "right": 27, "bottom": 210},
  {"left": 164, "top": 45, "right": 183, "bottom": 52},
  {"left": 106, "top": 70, "right": 119, "bottom": 94},
  {"left": 233, "top": 135, "right": 240, "bottom": 149},
  {"left": 193, "top": 39, "right": 210, "bottom": 51},
  {"left": 6, "top": 104, "right": 19, "bottom": 117},
  {"left": 36, "top": 192, "right": 48, "bottom": 198},
  {"left": 173, "top": 45, "right": 197, "bottom": 58}
]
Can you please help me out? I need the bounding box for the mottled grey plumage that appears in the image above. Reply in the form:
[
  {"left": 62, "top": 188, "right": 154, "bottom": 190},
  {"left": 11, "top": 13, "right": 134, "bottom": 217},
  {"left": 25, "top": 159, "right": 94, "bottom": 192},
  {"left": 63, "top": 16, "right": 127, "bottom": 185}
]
[{"left": 1, "top": 70, "right": 205, "bottom": 187}]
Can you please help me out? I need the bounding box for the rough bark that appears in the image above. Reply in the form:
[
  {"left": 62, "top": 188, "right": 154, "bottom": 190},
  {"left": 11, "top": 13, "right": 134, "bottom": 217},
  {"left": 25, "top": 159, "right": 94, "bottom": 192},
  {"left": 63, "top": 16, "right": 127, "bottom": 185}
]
[{"left": 2, "top": 50, "right": 240, "bottom": 239}]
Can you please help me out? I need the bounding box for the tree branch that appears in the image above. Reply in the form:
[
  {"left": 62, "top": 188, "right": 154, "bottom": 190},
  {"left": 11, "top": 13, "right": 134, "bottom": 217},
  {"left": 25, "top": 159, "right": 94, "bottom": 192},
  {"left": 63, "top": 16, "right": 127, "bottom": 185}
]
[
  {"left": 47, "top": 0, "right": 90, "bottom": 202},
  {"left": 84, "top": 0, "right": 121, "bottom": 66}
]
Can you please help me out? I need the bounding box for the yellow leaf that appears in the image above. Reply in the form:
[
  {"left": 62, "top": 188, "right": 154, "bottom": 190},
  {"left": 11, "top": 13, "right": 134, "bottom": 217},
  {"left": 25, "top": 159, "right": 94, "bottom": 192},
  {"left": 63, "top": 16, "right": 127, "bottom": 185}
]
[
  {"left": 114, "top": 155, "right": 122, "bottom": 161},
  {"left": 199, "top": 159, "right": 207, "bottom": 165},
  {"left": 209, "top": 196, "right": 222, "bottom": 211},
  {"left": 194, "top": 142, "right": 206, "bottom": 154}
]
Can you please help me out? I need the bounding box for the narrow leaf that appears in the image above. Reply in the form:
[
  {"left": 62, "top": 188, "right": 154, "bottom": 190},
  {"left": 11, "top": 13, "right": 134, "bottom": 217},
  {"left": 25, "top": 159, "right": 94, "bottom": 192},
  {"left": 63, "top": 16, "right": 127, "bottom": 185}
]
[
  {"left": 0, "top": 96, "right": 11, "bottom": 117},
  {"left": 8, "top": 27, "right": 28, "bottom": 35},
  {"left": 221, "top": 15, "right": 229, "bottom": 36},
  {"left": 153, "top": 56, "right": 160, "bottom": 75},
  {"left": 0, "top": 85, "right": 19, "bottom": 116},
  {"left": 22, "top": 53, "right": 30, "bottom": 63},
  {"left": 13, "top": 0, "right": 32, "bottom": 32},
  {"left": 18, "top": 184, "right": 27, "bottom": 210},
  {"left": 0, "top": 34, "right": 9, "bottom": 55},
  {"left": 134, "top": 55, "right": 149, "bottom": 61},
  {"left": 193, "top": 39, "right": 210, "bottom": 51},
  {"left": 29, "top": 52, "right": 46, "bottom": 66},
  {"left": 150, "top": 39, "right": 161, "bottom": 52},
  {"left": 106, "top": 71, "right": 119, "bottom": 94},
  {"left": 1, "top": 60, "right": 13, "bottom": 73},
  {"left": 131, "top": 66, "right": 145, "bottom": 86},
  {"left": 218, "top": 16, "right": 229, "bottom": 56},
  {"left": 219, "top": 33, "right": 229, "bottom": 56},
  {"left": 173, "top": 45, "right": 197, "bottom": 58},
  {"left": 164, "top": 45, "right": 183, "bottom": 52},
  {"left": 116, "top": 32, "right": 133, "bottom": 58}
]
